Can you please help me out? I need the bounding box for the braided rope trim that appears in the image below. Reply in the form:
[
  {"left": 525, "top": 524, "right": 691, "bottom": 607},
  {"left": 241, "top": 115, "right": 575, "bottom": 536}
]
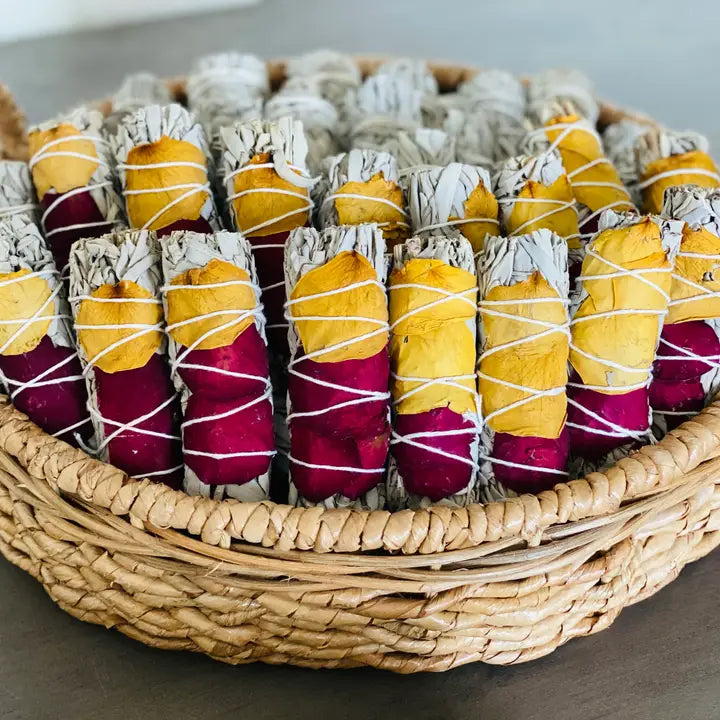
[{"left": 0, "top": 393, "right": 718, "bottom": 554}]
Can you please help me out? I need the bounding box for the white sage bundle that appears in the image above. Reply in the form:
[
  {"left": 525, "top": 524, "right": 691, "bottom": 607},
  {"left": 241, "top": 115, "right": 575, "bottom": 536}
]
[
  {"left": 407, "top": 163, "right": 498, "bottom": 255},
  {"left": 219, "top": 117, "right": 314, "bottom": 354},
  {"left": 0, "top": 161, "right": 37, "bottom": 222},
  {"left": 349, "top": 75, "right": 422, "bottom": 151},
  {"left": 264, "top": 77, "right": 341, "bottom": 171},
  {"left": 477, "top": 229, "right": 570, "bottom": 502},
  {"left": 27, "top": 107, "right": 125, "bottom": 273},
  {"left": 285, "top": 49, "right": 361, "bottom": 100},
  {"left": 114, "top": 103, "right": 220, "bottom": 235},
  {"left": 186, "top": 52, "right": 266, "bottom": 157},
  {"left": 105, "top": 73, "right": 172, "bottom": 133},
  {"left": 317, "top": 148, "right": 409, "bottom": 248},
  {"left": 374, "top": 57, "right": 439, "bottom": 96},
  {"left": 284, "top": 223, "right": 390, "bottom": 510},
  {"left": 453, "top": 109, "right": 496, "bottom": 168},
  {"left": 635, "top": 128, "right": 720, "bottom": 214},
  {"left": 285, "top": 50, "right": 361, "bottom": 144},
  {"left": 527, "top": 68, "right": 599, "bottom": 126},
  {"left": 387, "top": 127, "right": 456, "bottom": 184},
  {"left": 457, "top": 70, "right": 527, "bottom": 159},
  {"left": 601, "top": 119, "right": 652, "bottom": 204},
  {"left": 69, "top": 229, "right": 183, "bottom": 486},
  {"left": 493, "top": 151, "right": 581, "bottom": 262},
  {"left": 387, "top": 233, "right": 480, "bottom": 509},
  {"left": 160, "top": 230, "right": 274, "bottom": 501},
  {"left": 0, "top": 216, "right": 92, "bottom": 446}
]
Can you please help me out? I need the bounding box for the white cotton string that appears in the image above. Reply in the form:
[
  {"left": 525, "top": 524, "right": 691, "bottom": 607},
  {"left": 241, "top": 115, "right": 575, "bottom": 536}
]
[
  {"left": 398, "top": 164, "right": 435, "bottom": 178},
  {"left": 566, "top": 394, "right": 651, "bottom": 442},
  {"left": 285, "top": 277, "right": 390, "bottom": 475},
  {"left": 498, "top": 195, "right": 581, "bottom": 244},
  {"left": 162, "top": 278, "right": 276, "bottom": 464},
  {"left": 656, "top": 335, "right": 720, "bottom": 369},
  {"left": 415, "top": 217, "right": 499, "bottom": 235},
  {"left": 117, "top": 159, "right": 212, "bottom": 231},
  {"left": 287, "top": 454, "right": 385, "bottom": 474},
  {"left": 0, "top": 203, "right": 38, "bottom": 218},
  {"left": 28, "top": 135, "right": 108, "bottom": 170},
  {"left": 70, "top": 293, "right": 181, "bottom": 475},
  {"left": 668, "top": 254, "right": 720, "bottom": 309},
  {"left": 567, "top": 247, "right": 670, "bottom": 439},
  {"left": 0, "top": 270, "right": 91, "bottom": 437},
  {"left": 479, "top": 452, "right": 569, "bottom": 476},
  {"left": 636, "top": 166, "right": 720, "bottom": 191},
  {"left": 41, "top": 181, "right": 115, "bottom": 238},
  {"left": 388, "top": 280, "right": 480, "bottom": 469},
  {"left": 322, "top": 191, "right": 409, "bottom": 230}
]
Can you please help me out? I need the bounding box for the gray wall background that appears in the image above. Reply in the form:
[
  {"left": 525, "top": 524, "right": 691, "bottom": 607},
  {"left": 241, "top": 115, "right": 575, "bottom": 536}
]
[{"left": 1, "top": 0, "right": 718, "bottom": 150}]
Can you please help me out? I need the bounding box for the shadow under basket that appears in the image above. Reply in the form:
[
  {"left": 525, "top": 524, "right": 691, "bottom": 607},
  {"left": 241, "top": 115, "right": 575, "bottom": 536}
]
[{"left": 1, "top": 61, "right": 720, "bottom": 673}]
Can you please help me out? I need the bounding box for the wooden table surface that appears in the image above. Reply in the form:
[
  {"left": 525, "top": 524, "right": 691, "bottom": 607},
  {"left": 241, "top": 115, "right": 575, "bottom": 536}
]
[{"left": 1, "top": 2, "right": 719, "bottom": 718}]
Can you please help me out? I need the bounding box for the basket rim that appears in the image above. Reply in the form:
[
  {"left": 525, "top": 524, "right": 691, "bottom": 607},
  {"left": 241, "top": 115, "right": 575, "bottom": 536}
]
[{"left": 0, "top": 58, "right": 710, "bottom": 558}]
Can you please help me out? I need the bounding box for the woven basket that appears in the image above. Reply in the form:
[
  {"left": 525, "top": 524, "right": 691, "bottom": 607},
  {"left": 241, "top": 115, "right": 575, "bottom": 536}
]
[{"left": 1, "top": 60, "right": 719, "bottom": 673}]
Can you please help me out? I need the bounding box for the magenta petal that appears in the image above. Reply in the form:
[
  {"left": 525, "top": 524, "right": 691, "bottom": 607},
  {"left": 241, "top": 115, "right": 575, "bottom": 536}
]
[
  {"left": 649, "top": 378, "right": 704, "bottom": 430},
  {"left": 289, "top": 348, "right": 389, "bottom": 437},
  {"left": 177, "top": 325, "right": 270, "bottom": 400},
  {"left": 490, "top": 429, "right": 569, "bottom": 494},
  {"left": 654, "top": 321, "right": 720, "bottom": 381},
  {"left": 392, "top": 407, "right": 475, "bottom": 500},
  {"left": 248, "top": 230, "right": 290, "bottom": 354},
  {"left": 95, "top": 354, "right": 183, "bottom": 487},
  {"left": 40, "top": 189, "right": 112, "bottom": 271},
  {"left": 183, "top": 394, "right": 275, "bottom": 485},
  {"left": 0, "top": 335, "right": 91, "bottom": 447},
  {"left": 568, "top": 381, "right": 649, "bottom": 458},
  {"left": 289, "top": 420, "right": 389, "bottom": 501}
]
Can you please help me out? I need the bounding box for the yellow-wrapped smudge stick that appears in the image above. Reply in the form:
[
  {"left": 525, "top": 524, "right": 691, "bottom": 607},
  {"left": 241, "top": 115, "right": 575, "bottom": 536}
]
[
  {"left": 284, "top": 224, "right": 391, "bottom": 509},
  {"left": 69, "top": 229, "right": 183, "bottom": 486},
  {"left": 407, "top": 163, "right": 499, "bottom": 255},
  {"left": 494, "top": 151, "right": 581, "bottom": 249},
  {"left": 159, "top": 229, "right": 275, "bottom": 501},
  {"left": 220, "top": 117, "right": 314, "bottom": 352},
  {"left": 477, "top": 229, "right": 570, "bottom": 498},
  {"left": 114, "top": 104, "right": 219, "bottom": 234},
  {"left": 567, "top": 211, "right": 682, "bottom": 458},
  {"left": 27, "top": 107, "right": 124, "bottom": 272},
  {"left": 319, "top": 148, "right": 410, "bottom": 247},
  {"left": 651, "top": 186, "right": 720, "bottom": 427},
  {"left": 0, "top": 216, "right": 92, "bottom": 446},
  {"left": 523, "top": 103, "right": 635, "bottom": 237},
  {"left": 388, "top": 233, "right": 480, "bottom": 505},
  {"left": 636, "top": 129, "right": 720, "bottom": 214}
]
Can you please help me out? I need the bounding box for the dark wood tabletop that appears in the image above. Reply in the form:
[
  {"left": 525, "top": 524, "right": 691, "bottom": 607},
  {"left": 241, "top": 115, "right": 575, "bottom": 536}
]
[{"left": 1, "top": 2, "right": 719, "bottom": 718}]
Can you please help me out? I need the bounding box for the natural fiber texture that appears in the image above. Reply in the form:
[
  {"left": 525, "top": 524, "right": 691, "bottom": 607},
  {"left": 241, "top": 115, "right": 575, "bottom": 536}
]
[
  {"left": 0, "top": 84, "right": 28, "bottom": 161},
  {"left": 0, "top": 67, "right": 718, "bottom": 673}
]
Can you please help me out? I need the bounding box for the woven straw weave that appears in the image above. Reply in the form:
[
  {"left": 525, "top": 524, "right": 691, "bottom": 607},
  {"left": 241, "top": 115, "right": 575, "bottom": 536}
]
[{"left": 0, "top": 61, "right": 718, "bottom": 672}]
